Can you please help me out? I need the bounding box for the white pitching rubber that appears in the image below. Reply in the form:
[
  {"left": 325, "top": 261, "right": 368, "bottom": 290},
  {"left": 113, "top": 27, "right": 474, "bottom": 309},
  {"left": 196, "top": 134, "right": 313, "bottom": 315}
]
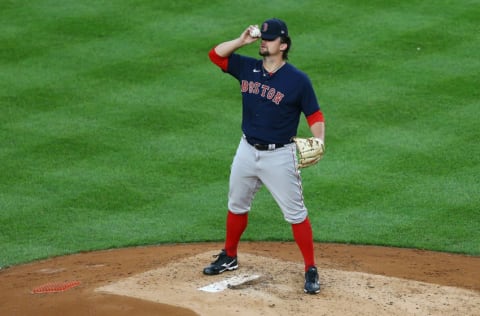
[{"left": 198, "top": 274, "right": 261, "bottom": 293}]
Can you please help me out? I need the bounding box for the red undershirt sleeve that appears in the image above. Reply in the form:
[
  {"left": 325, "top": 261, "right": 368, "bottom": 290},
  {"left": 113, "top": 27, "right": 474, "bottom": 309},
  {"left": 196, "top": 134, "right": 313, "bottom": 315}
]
[
  {"left": 208, "top": 47, "right": 229, "bottom": 71},
  {"left": 306, "top": 110, "right": 325, "bottom": 127}
]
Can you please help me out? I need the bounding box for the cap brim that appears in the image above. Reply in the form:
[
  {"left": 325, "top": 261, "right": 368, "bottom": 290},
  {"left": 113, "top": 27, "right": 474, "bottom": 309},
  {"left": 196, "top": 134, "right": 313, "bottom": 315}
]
[{"left": 261, "top": 33, "right": 279, "bottom": 40}]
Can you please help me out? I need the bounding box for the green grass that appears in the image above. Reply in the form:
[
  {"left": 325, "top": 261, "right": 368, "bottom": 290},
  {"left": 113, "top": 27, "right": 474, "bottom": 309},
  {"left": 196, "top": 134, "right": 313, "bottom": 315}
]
[{"left": 1, "top": 0, "right": 479, "bottom": 267}]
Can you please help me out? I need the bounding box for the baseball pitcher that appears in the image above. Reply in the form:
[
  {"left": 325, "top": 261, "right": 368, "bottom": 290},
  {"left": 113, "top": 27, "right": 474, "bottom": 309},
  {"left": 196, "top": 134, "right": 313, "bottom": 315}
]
[{"left": 203, "top": 18, "right": 325, "bottom": 294}]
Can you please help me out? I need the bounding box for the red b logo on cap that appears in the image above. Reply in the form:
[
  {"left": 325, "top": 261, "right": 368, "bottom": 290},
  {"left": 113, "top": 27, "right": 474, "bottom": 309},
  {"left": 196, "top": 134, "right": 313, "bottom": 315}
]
[{"left": 262, "top": 23, "right": 268, "bottom": 32}]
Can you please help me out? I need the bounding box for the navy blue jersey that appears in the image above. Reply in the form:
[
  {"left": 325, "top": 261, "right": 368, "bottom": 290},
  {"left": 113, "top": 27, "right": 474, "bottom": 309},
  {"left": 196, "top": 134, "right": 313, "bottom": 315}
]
[{"left": 226, "top": 53, "right": 321, "bottom": 145}]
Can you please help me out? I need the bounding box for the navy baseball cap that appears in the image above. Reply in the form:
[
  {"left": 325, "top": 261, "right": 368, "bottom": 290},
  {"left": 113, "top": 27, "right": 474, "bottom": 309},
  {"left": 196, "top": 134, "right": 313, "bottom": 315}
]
[{"left": 261, "top": 18, "right": 288, "bottom": 40}]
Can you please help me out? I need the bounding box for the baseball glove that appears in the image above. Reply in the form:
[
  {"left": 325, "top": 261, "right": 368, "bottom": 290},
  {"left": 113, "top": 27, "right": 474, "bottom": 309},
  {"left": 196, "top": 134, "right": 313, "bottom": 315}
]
[{"left": 292, "top": 137, "right": 325, "bottom": 168}]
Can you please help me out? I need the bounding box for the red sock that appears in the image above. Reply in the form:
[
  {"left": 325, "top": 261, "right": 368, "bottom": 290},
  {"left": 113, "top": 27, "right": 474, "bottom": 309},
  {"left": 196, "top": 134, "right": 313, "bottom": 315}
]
[
  {"left": 291, "top": 217, "right": 316, "bottom": 271},
  {"left": 224, "top": 210, "right": 248, "bottom": 257}
]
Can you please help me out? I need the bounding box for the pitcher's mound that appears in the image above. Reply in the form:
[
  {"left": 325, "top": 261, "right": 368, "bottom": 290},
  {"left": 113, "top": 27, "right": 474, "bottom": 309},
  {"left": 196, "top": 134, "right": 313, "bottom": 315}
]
[
  {"left": 96, "top": 251, "right": 480, "bottom": 316},
  {"left": 1, "top": 242, "right": 479, "bottom": 316}
]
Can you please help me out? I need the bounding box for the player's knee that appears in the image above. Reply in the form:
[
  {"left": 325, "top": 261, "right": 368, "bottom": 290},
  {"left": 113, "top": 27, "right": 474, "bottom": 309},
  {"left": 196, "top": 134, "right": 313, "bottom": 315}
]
[{"left": 284, "top": 212, "right": 308, "bottom": 224}]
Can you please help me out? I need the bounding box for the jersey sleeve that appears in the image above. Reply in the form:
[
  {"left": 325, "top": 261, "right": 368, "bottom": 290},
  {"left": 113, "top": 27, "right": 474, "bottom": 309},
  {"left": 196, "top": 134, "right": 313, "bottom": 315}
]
[
  {"left": 225, "top": 54, "right": 256, "bottom": 80},
  {"left": 208, "top": 48, "right": 253, "bottom": 81},
  {"left": 300, "top": 76, "right": 321, "bottom": 116}
]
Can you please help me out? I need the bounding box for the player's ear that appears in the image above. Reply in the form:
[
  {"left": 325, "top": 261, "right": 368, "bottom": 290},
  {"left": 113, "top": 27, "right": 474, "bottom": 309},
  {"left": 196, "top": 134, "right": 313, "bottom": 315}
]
[{"left": 280, "top": 42, "right": 288, "bottom": 51}]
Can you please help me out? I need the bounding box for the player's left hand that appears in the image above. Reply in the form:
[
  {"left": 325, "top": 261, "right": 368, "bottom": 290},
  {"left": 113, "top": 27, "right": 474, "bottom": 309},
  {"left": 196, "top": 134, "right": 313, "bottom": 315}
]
[{"left": 292, "top": 137, "right": 325, "bottom": 168}]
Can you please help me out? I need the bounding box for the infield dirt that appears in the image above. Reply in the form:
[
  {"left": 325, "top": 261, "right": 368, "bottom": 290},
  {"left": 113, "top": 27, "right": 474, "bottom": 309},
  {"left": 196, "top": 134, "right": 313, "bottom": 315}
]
[{"left": 1, "top": 242, "right": 479, "bottom": 315}]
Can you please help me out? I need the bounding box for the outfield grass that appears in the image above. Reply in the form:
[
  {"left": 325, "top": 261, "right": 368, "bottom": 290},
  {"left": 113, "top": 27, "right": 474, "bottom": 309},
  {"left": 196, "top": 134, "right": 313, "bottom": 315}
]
[{"left": 1, "top": 1, "right": 479, "bottom": 267}]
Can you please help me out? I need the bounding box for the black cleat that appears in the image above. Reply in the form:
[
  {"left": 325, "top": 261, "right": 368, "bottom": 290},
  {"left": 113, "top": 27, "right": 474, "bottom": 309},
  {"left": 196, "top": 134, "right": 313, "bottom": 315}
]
[
  {"left": 304, "top": 266, "right": 321, "bottom": 294},
  {"left": 203, "top": 249, "right": 238, "bottom": 275}
]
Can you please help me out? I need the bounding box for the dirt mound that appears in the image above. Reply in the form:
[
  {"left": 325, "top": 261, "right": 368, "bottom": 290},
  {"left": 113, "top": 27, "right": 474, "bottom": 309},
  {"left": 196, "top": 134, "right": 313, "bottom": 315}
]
[
  {"left": 1, "top": 242, "right": 479, "bottom": 315},
  {"left": 97, "top": 251, "right": 480, "bottom": 315}
]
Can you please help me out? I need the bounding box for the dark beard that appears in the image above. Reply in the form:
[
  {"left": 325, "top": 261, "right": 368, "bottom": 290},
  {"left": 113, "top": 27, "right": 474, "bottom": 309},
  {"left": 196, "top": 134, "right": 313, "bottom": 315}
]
[{"left": 259, "top": 50, "right": 270, "bottom": 57}]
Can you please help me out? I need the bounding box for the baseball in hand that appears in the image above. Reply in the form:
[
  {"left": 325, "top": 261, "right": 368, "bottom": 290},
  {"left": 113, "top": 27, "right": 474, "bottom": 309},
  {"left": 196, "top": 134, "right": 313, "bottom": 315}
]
[{"left": 249, "top": 26, "right": 261, "bottom": 38}]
